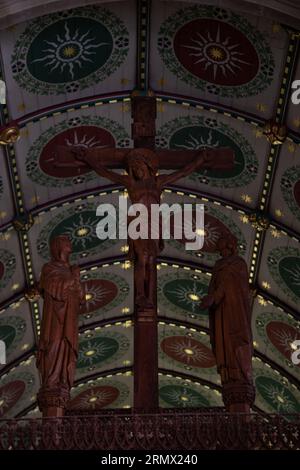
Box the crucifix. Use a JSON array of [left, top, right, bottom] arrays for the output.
[[56, 90, 234, 411]]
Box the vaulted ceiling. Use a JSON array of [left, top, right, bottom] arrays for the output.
[[0, 0, 300, 418]]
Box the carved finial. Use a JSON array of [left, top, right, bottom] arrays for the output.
[[25, 285, 40, 303], [0, 123, 20, 145], [263, 120, 286, 145], [248, 211, 270, 231], [13, 212, 34, 232]]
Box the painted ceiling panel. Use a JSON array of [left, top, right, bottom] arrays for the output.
[[0, 0, 300, 416], [158, 374, 222, 408], [28, 193, 127, 280], [150, 0, 288, 120], [158, 265, 210, 328], [0, 148, 16, 227], [14, 103, 132, 210], [0, 298, 35, 365], [0, 229, 24, 303], [158, 323, 220, 385], [78, 263, 133, 326], [0, 357, 40, 418], [69, 373, 133, 411], [75, 323, 133, 380], [252, 298, 300, 381], [0, 2, 136, 119], [286, 56, 300, 136], [253, 357, 300, 414], [160, 192, 254, 269], [269, 141, 300, 233], [155, 103, 270, 208], [258, 229, 300, 311]]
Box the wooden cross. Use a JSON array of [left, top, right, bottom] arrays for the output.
[[56, 93, 233, 169], [56, 91, 234, 411]]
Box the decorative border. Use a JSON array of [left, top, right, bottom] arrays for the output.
[[156, 114, 258, 188], [0, 315, 26, 358], [157, 5, 274, 98], [26, 115, 130, 188], [11, 6, 129, 95], [281, 166, 300, 222], [0, 249, 17, 290]]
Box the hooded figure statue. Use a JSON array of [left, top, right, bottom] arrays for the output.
[[200, 234, 255, 411], [36, 235, 83, 391]]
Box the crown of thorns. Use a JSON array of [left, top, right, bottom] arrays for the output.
[[124, 148, 159, 173]]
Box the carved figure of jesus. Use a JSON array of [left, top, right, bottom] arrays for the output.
[[72, 146, 215, 308]]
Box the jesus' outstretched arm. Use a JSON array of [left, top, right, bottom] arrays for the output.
[[72, 147, 130, 186], [156, 148, 215, 187]]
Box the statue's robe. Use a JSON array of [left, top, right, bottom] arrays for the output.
[[36, 261, 80, 389], [208, 255, 253, 385]]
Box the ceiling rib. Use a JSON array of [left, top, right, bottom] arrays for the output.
[[136, 0, 151, 90], [249, 33, 300, 288], [0, 60, 41, 342], [14, 91, 270, 130]]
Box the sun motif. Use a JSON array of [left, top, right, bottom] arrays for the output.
[[63, 46, 77, 58], [267, 323, 300, 360], [76, 227, 90, 237], [31, 22, 109, 79], [71, 386, 119, 409], [0, 381, 25, 417], [82, 282, 114, 311], [165, 282, 205, 312], [260, 382, 297, 413], [188, 293, 200, 301], [176, 213, 220, 249], [174, 130, 219, 151], [182, 26, 251, 80], [283, 263, 300, 287], [164, 337, 211, 365], [208, 46, 224, 61], [64, 130, 104, 149], [63, 213, 97, 249], [78, 338, 118, 365], [203, 221, 221, 248], [268, 325, 299, 356], [161, 386, 207, 407]]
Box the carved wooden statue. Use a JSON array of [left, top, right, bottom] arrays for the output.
[[55, 92, 235, 410], [200, 235, 255, 413], [73, 146, 214, 309], [36, 235, 83, 417]]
